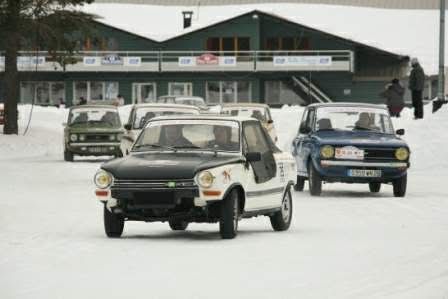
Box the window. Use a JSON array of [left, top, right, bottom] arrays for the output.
[[264, 37, 311, 51], [206, 37, 220, 52], [20, 82, 65, 105], [205, 37, 251, 53], [206, 81, 252, 104], [168, 82, 192, 96], [73, 81, 119, 103], [266, 37, 280, 51], [282, 37, 295, 50], [132, 83, 157, 104]]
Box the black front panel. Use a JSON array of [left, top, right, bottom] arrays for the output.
[[84, 134, 112, 142]]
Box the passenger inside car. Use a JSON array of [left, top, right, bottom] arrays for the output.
[[208, 126, 239, 151], [355, 112, 375, 130]]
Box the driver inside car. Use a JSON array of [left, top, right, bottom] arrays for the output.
[[354, 112, 376, 130], [208, 126, 239, 151], [161, 125, 193, 147]]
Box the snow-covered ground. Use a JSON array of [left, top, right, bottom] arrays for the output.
[[1, 104, 448, 299]]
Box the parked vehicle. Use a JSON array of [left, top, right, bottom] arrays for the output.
[[120, 103, 200, 155], [94, 115, 296, 239], [220, 103, 278, 142], [157, 95, 208, 111], [63, 105, 124, 161], [291, 103, 410, 197]]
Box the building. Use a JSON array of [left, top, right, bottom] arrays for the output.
[[0, 8, 413, 106]]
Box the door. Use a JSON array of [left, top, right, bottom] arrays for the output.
[[243, 121, 280, 211], [132, 83, 156, 103], [168, 82, 192, 96], [294, 108, 315, 176]]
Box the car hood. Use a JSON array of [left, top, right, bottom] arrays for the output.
[[314, 131, 407, 147], [102, 152, 243, 180]]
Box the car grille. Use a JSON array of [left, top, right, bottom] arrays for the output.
[[111, 179, 197, 190], [84, 134, 113, 142], [363, 148, 397, 160]]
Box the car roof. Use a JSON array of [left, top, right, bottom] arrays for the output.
[[131, 103, 200, 110], [148, 114, 255, 123], [221, 102, 269, 108], [70, 104, 118, 110], [307, 102, 388, 110], [176, 96, 204, 100]]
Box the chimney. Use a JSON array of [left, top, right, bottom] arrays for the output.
[[182, 11, 193, 29]]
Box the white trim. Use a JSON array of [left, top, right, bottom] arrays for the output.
[[321, 160, 408, 168]]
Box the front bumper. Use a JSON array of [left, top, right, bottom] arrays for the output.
[[67, 142, 121, 155], [314, 159, 409, 183]]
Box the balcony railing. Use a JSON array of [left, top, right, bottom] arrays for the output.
[[0, 50, 354, 73]]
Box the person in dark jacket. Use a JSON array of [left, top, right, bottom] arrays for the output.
[[380, 78, 405, 117], [409, 58, 425, 119]]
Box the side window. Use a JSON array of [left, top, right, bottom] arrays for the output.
[[299, 109, 309, 133], [244, 122, 270, 154], [307, 109, 315, 131]]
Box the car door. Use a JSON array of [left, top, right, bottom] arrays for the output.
[[243, 121, 280, 211], [293, 108, 315, 176]]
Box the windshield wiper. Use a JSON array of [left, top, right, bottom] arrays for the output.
[[171, 145, 202, 149], [133, 143, 176, 151]]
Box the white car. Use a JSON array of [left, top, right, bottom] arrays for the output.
[[94, 115, 296, 239], [157, 95, 208, 111], [220, 103, 278, 143], [120, 104, 200, 155]]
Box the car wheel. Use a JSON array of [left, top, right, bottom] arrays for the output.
[[393, 174, 407, 197], [64, 150, 74, 162], [103, 206, 124, 238], [308, 162, 322, 196], [270, 186, 293, 231], [169, 220, 189, 231], [219, 189, 239, 239], [294, 176, 305, 191], [369, 182, 381, 193]]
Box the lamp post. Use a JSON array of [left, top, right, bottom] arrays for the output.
[[434, 0, 448, 112]]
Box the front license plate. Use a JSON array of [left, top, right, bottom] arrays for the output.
[[88, 147, 106, 153], [335, 146, 364, 160], [348, 169, 382, 177]]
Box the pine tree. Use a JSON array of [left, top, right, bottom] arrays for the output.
[[0, 0, 96, 134]]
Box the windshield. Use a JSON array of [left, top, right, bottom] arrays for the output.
[[69, 108, 121, 128], [221, 107, 269, 122], [133, 120, 240, 153], [132, 107, 199, 129], [315, 106, 394, 134], [176, 98, 205, 107]]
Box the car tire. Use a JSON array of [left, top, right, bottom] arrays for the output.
[[64, 150, 74, 162], [294, 176, 305, 191], [393, 174, 407, 197], [369, 182, 381, 193], [308, 162, 322, 196], [270, 186, 293, 231], [104, 206, 124, 238], [219, 189, 239, 239], [169, 220, 189, 231]]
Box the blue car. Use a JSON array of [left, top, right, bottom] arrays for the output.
[[291, 103, 410, 197]]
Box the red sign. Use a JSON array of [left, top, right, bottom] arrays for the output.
[[196, 53, 219, 65]]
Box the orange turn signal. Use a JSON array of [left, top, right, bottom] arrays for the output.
[[203, 190, 222, 196], [95, 190, 109, 197]]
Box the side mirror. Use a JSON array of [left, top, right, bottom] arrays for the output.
[[396, 129, 405, 136], [124, 123, 132, 131], [246, 152, 262, 162], [267, 119, 274, 124], [299, 124, 310, 134]]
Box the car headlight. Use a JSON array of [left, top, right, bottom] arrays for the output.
[[94, 170, 113, 189], [70, 134, 78, 142], [79, 134, 85, 141], [320, 145, 335, 159], [395, 147, 409, 161], [197, 171, 214, 188]]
